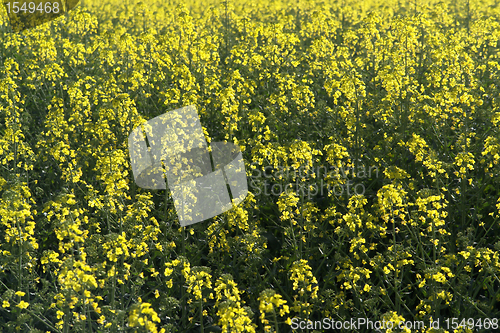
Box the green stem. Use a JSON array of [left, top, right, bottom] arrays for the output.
[[17, 215, 22, 293], [200, 298, 204, 333], [299, 184, 304, 259], [181, 228, 186, 330], [432, 209, 437, 318], [273, 307, 279, 333], [391, 205, 400, 315]]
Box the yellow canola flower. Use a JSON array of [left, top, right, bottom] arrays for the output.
[[17, 301, 29, 309]]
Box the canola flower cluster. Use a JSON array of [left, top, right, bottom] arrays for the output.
[[1, 0, 500, 332]]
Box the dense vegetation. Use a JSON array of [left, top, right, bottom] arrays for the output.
[[1, 0, 500, 332]]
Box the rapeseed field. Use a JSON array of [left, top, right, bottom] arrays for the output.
[[1, 0, 500, 332]]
